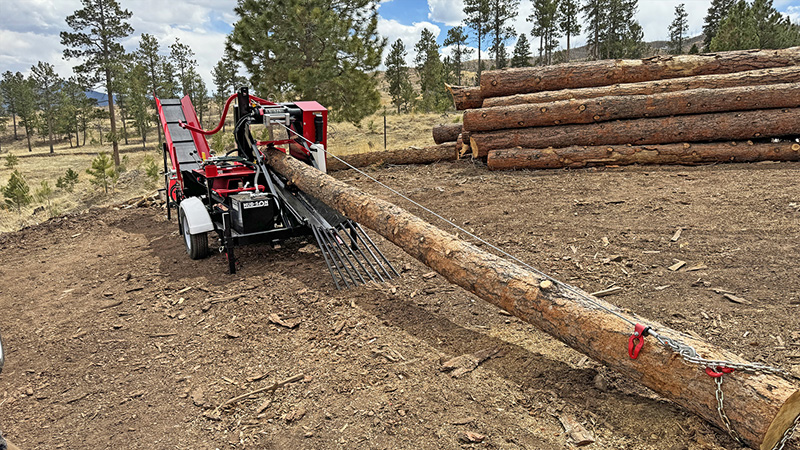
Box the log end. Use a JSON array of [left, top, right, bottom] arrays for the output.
[[761, 389, 800, 450]]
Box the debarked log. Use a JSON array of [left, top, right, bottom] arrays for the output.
[[432, 123, 463, 144], [326, 143, 457, 171], [266, 148, 800, 450], [482, 66, 800, 107], [446, 84, 484, 110], [469, 108, 800, 157], [486, 141, 800, 170], [480, 47, 800, 98], [464, 84, 800, 132]]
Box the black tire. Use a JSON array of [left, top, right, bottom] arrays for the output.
[[180, 209, 209, 260]]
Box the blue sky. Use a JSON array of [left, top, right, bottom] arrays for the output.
[[1, 0, 798, 92]]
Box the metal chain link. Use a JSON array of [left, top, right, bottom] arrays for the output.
[[714, 375, 743, 444], [772, 412, 800, 450]]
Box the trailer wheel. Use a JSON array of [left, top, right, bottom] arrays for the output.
[[180, 209, 209, 260]]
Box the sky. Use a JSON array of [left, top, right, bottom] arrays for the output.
[[1, 0, 798, 93]]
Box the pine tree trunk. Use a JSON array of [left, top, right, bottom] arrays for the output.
[[11, 114, 17, 140], [486, 141, 800, 170], [47, 116, 54, 153], [482, 66, 800, 107], [480, 47, 800, 99], [25, 127, 31, 152], [432, 123, 463, 144], [120, 104, 129, 145], [325, 143, 457, 171], [446, 85, 484, 110], [106, 69, 120, 167], [465, 84, 800, 132], [469, 108, 800, 157], [265, 148, 800, 450]]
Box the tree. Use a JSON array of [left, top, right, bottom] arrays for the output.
[[169, 38, 197, 98], [710, 0, 800, 51], [135, 33, 163, 145], [158, 61, 180, 98], [415, 28, 450, 112], [558, 0, 581, 61], [443, 26, 473, 86], [124, 64, 151, 150], [56, 168, 80, 192], [30, 62, 62, 154], [703, 0, 736, 51], [61, 0, 133, 167], [86, 152, 118, 194], [1, 71, 24, 140], [385, 39, 415, 113], [487, 0, 519, 69], [689, 43, 700, 54], [5, 154, 18, 169], [464, 0, 491, 83], [34, 180, 54, 211], [602, 0, 646, 59], [511, 33, 532, 67], [582, 0, 607, 59], [669, 3, 689, 54], [187, 68, 209, 125], [58, 78, 84, 147], [530, 0, 561, 65], [2, 170, 32, 213], [14, 76, 36, 152], [227, 0, 385, 124]]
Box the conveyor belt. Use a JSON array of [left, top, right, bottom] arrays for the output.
[[160, 98, 202, 172]]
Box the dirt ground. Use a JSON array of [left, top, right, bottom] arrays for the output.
[[0, 160, 799, 450]]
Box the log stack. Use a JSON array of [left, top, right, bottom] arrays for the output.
[[446, 47, 800, 170]]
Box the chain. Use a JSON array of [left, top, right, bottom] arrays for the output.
[[772, 412, 800, 450], [714, 375, 743, 444]]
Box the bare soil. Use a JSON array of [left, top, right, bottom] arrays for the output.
[[1, 160, 799, 449]]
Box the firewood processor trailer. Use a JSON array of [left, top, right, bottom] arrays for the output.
[[156, 87, 397, 288]]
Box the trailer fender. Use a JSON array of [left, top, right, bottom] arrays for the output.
[[179, 197, 214, 235]]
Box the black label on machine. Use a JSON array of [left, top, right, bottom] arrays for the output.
[[230, 194, 275, 234]]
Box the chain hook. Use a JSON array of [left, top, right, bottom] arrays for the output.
[[705, 366, 735, 378], [628, 323, 651, 359]]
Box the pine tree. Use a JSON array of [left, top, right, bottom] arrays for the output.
[[13, 76, 36, 153], [443, 27, 473, 86], [464, 0, 491, 83], [510, 33, 532, 67], [58, 78, 84, 148], [158, 61, 179, 98], [34, 180, 54, 210], [711, 0, 800, 51], [125, 64, 151, 150], [169, 38, 197, 98], [61, 0, 133, 167], [385, 39, 414, 113], [2, 170, 32, 213], [703, 0, 736, 51], [227, 0, 385, 124], [582, 0, 607, 59], [135, 33, 163, 145], [530, 0, 561, 65], [415, 28, 450, 112], [689, 43, 700, 54], [669, 3, 689, 54], [487, 0, 519, 69], [56, 168, 80, 192], [602, 0, 645, 59], [1, 71, 24, 140], [187, 68, 209, 125], [558, 0, 581, 62], [86, 152, 118, 194]]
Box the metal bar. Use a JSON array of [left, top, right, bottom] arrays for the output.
[[349, 221, 394, 280], [339, 223, 384, 282], [334, 225, 376, 283], [311, 226, 342, 290], [317, 227, 356, 287], [315, 226, 351, 288], [356, 222, 400, 277], [325, 228, 364, 285]]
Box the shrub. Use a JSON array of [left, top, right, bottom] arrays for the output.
[[86, 152, 118, 194], [2, 170, 32, 213], [56, 168, 79, 192]]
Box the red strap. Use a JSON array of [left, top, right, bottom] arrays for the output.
[[628, 323, 649, 359], [705, 366, 735, 378]]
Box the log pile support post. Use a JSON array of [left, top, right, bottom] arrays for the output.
[[267, 148, 800, 450]]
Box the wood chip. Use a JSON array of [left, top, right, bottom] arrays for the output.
[[269, 313, 300, 329], [655, 285, 671, 291], [590, 286, 622, 297], [441, 347, 501, 378], [670, 228, 682, 242], [686, 263, 708, 272], [723, 293, 751, 305], [333, 320, 347, 335], [284, 406, 307, 423], [149, 332, 177, 338], [452, 417, 476, 425], [457, 431, 486, 443], [98, 300, 123, 311], [422, 271, 437, 280], [557, 414, 595, 446], [668, 260, 686, 271]]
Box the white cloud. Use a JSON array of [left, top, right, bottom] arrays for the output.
[[377, 18, 441, 66], [785, 5, 800, 24], [428, 0, 466, 26]]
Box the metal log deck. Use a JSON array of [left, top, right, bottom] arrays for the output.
[[266, 148, 800, 450]]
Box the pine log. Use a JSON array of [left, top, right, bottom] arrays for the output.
[[482, 66, 800, 107], [480, 47, 800, 98], [459, 131, 472, 159], [470, 107, 800, 157], [266, 148, 800, 450], [446, 84, 484, 110], [326, 143, 457, 171], [465, 84, 800, 132], [432, 123, 463, 144], [486, 141, 800, 170]]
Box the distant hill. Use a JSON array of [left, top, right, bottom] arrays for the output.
[[86, 90, 116, 107]]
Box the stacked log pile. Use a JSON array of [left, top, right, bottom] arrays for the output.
[[443, 47, 800, 170]]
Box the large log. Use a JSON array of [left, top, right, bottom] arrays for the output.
[[482, 66, 800, 107], [464, 84, 800, 132], [470, 107, 800, 157], [486, 141, 800, 170], [432, 123, 463, 144], [266, 148, 800, 450], [446, 84, 484, 110], [326, 143, 457, 171], [480, 47, 800, 98]]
